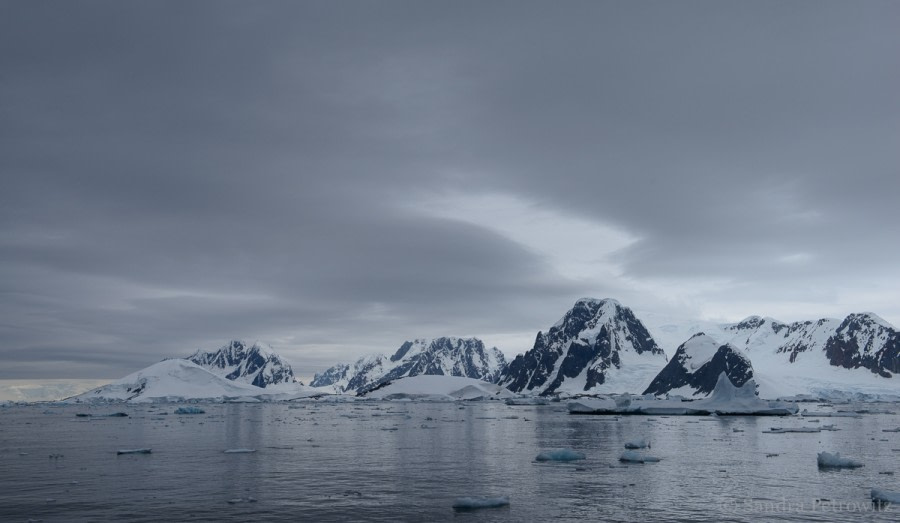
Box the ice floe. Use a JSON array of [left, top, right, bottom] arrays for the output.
[[763, 427, 821, 434], [624, 438, 650, 449], [871, 488, 900, 505], [116, 448, 152, 455], [816, 451, 863, 469], [452, 496, 510, 511], [619, 450, 661, 463], [535, 449, 586, 462], [223, 448, 256, 453], [174, 406, 205, 414]]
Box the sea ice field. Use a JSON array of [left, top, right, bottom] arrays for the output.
[[1, 400, 898, 521]]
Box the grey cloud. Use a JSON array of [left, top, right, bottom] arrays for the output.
[[2, 1, 898, 378]]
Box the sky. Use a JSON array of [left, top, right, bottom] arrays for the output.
[[2, 1, 899, 382]]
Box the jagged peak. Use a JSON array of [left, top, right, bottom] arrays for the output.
[[842, 312, 895, 330], [552, 297, 631, 329]]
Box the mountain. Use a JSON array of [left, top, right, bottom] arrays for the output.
[[71, 359, 266, 403], [657, 313, 898, 398], [643, 333, 754, 397], [824, 313, 899, 378], [187, 340, 298, 388], [310, 337, 507, 394], [716, 313, 899, 377], [499, 298, 667, 396]]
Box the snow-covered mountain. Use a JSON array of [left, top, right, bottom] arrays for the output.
[[499, 298, 667, 396], [643, 333, 754, 397], [71, 359, 266, 403], [70, 359, 317, 403], [653, 313, 898, 398], [187, 340, 298, 388], [310, 337, 507, 394]]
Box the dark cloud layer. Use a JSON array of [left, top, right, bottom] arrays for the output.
[[2, 1, 898, 379]]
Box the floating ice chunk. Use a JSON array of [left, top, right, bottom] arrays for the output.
[[883, 427, 900, 433], [106, 412, 128, 417], [174, 406, 205, 414], [619, 450, 660, 463], [452, 496, 510, 511], [872, 489, 900, 505], [117, 448, 152, 455], [224, 448, 256, 453], [817, 451, 863, 468], [535, 449, 586, 462], [624, 438, 650, 449], [505, 397, 549, 406], [763, 427, 821, 433]]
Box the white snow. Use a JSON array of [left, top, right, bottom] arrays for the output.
[[816, 451, 863, 468], [363, 375, 514, 401]]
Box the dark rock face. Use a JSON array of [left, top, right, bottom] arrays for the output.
[[824, 314, 900, 377], [187, 340, 296, 388], [643, 334, 754, 397], [499, 298, 665, 396], [311, 337, 507, 394]]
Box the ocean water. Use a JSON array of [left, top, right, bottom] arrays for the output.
[[0, 401, 898, 522]]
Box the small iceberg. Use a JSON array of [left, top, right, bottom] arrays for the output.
[[817, 451, 863, 469], [871, 488, 900, 505], [535, 449, 586, 462], [452, 496, 510, 511], [619, 450, 660, 463], [224, 448, 256, 453], [882, 427, 900, 433], [624, 438, 650, 449], [117, 448, 152, 455], [174, 406, 205, 415]]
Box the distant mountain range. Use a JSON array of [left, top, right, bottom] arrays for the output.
[[71, 298, 898, 403], [310, 337, 507, 394]]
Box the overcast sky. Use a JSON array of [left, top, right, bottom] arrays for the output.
[[2, 1, 898, 381]]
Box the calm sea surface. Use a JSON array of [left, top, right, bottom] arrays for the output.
[[1, 401, 898, 522]]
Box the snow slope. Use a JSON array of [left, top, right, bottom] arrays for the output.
[[70, 359, 265, 403]]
